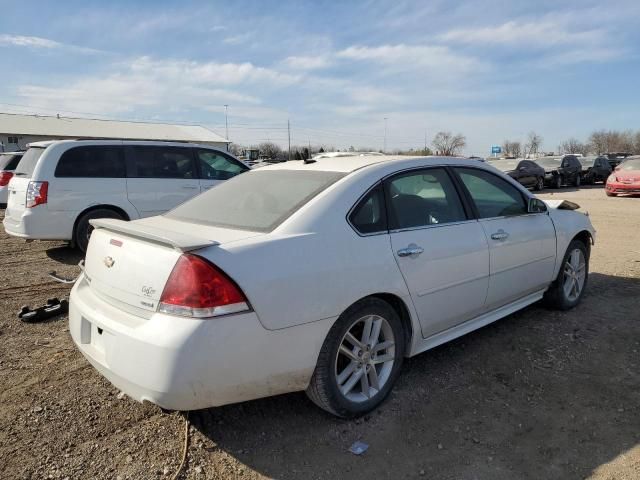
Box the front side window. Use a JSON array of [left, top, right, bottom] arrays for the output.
[[349, 184, 387, 234], [128, 147, 195, 179], [55, 146, 126, 178], [456, 167, 528, 218], [386, 168, 466, 229], [197, 149, 247, 180]]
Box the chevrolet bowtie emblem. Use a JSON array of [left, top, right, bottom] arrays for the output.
[[103, 256, 115, 268]]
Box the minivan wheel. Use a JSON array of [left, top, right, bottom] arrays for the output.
[[74, 208, 125, 253], [306, 298, 405, 418], [544, 240, 589, 310]]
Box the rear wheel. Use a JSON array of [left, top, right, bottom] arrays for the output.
[[534, 177, 544, 191], [544, 240, 589, 310], [574, 175, 581, 187], [74, 208, 125, 253], [306, 298, 405, 418]]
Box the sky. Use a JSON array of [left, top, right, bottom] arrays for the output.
[[1, 0, 639, 155]]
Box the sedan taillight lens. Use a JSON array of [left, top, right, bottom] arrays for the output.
[[26, 181, 48, 208], [0, 171, 13, 186], [159, 254, 249, 318]]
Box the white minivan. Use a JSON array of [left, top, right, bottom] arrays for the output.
[[3, 140, 249, 251]]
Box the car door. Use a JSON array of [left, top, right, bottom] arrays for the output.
[[125, 145, 200, 217], [195, 149, 248, 192], [385, 167, 490, 338], [518, 161, 536, 187], [453, 167, 556, 310]]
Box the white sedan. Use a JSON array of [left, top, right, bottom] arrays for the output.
[[69, 155, 595, 417]]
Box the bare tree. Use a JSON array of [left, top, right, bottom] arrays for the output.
[[502, 140, 522, 158], [589, 129, 635, 154], [258, 142, 283, 161], [432, 131, 466, 156], [634, 131, 640, 155], [524, 132, 543, 157], [589, 130, 608, 154], [559, 138, 588, 155], [228, 143, 245, 156]]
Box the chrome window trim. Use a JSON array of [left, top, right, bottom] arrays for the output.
[[388, 218, 478, 235]]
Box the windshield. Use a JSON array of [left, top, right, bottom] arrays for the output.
[[620, 158, 640, 171], [535, 157, 561, 168], [488, 160, 519, 172], [166, 169, 346, 232], [579, 157, 596, 167], [0, 154, 23, 170], [14, 147, 45, 177]]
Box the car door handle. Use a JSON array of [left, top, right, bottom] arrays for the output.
[[491, 230, 509, 241], [397, 244, 424, 257]]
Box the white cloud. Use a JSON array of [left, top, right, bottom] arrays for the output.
[[282, 55, 331, 70], [223, 33, 253, 45], [337, 43, 484, 74], [0, 34, 62, 49]]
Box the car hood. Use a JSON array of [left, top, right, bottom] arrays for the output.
[[613, 170, 640, 182]]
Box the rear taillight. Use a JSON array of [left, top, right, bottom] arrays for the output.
[[26, 181, 48, 208], [159, 254, 249, 318], [0, 171, 13, 186]]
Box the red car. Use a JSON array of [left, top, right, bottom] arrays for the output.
[[605, 156, 640, 197]]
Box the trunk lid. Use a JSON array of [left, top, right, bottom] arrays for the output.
[[84, 216, 263, 312]]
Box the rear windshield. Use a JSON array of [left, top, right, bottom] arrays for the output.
[[166, 169, 346, 232], [13, 147, 45, 177], [0, 154, 23, 170]]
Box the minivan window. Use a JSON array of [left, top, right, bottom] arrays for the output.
[[128, 146, 196, 179], [197, 149, 247, 180], [166, 170, 346, 232], [55, 146, 126, 178], [13, 147, 45, 177]]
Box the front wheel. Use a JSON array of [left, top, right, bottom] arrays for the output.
[[74, 208, 125, 253], [574, 175, 581, 187], [544, 240, 589, 310], [554, 175, 563, 189], [306, 298, 405, 418]]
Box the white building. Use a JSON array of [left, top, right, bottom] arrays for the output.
[[0, 113, 229, 152]]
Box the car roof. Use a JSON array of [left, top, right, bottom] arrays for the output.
[[26, 139, 229, 150], [257, 155, 483, 173]]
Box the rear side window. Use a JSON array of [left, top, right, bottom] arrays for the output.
[[55, 146, 126, 178], [0, 154, 22, 170], [456, 168, 527, 218], [197, 149, 247, 180], [386, 168, 466, 229], [13, 147, 45, 177], [127, 147, 196, 179], [349, 184, 387, 234]]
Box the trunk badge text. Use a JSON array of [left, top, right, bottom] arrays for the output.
[[142, 286, 156, 297], [103, 256, 115, 268]]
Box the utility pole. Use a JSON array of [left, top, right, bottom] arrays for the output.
[[223, 104, 229, 140], [424, 130, 427, 155], [383, 117, 388, 153], [287, 119, 291, 161]]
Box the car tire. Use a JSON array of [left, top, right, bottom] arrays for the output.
[[574, 175, 581, 187], [544, 239, 589, 311], [306, 298, 405, 418], [534, 177, 544, 191], [74, 208, 125, 253], [554, 175, 562, 189]]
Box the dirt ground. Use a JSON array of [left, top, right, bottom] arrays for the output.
[[0, 185, 638, 480]]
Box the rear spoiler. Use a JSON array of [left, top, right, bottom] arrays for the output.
[[90, 218, 219, 252]]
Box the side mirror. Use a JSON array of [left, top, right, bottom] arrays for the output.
[[528, 197, 547, 213]]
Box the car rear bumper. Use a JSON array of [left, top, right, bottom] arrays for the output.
[[69, 276, 330, 410], [2, 207, 75, 240], [606, 183, 640, 194]]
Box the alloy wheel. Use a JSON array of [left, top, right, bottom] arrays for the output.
[[563, 248, 586, 302], [334, 314, 396, 403]]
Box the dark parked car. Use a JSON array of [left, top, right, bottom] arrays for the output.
[[488, 158, 545, 190], [579, 156, 612, 184], [535, 155, 582, 188]]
